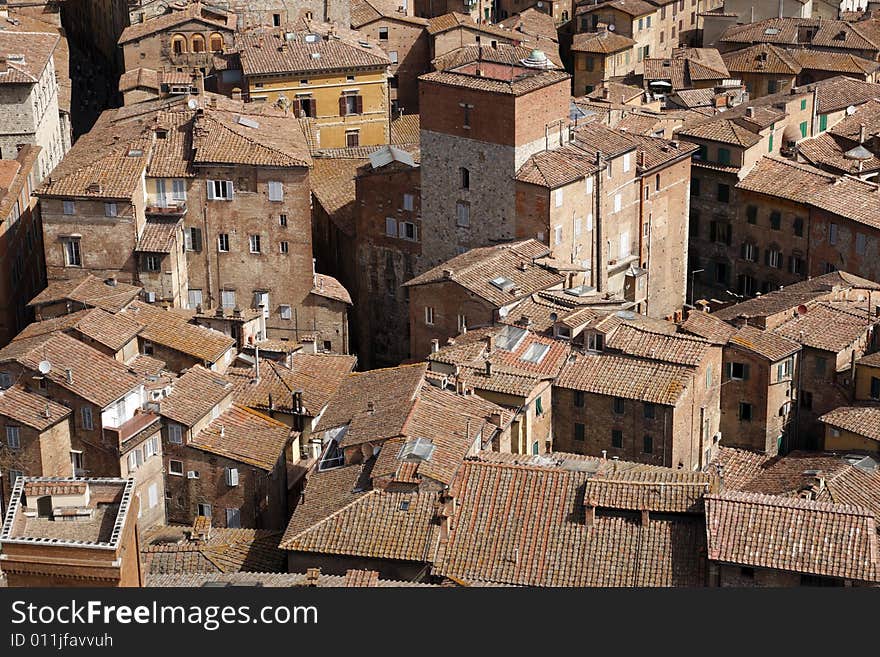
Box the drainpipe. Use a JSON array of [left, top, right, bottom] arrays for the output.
[[594, 154, 604, 292]]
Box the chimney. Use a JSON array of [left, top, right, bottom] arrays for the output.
[[485, 334, 494, 354], [430, 338, 439, 353], [254, 345, 260, 381], [746, 106, 755, 118], [638, 151, 646, 168], [485, 360, 493, 377], [305, 568, 321, 586], [105, 275, 117, 287], [640, 509, 650, 525], [860, 123, 867, 144], [367, 401, 375, 414], [220, 425, 225, 437], [489, 411, 503, 427], [442, 268, 454, 279], [0, 56, 7, 74], [455, 378, 465, 395], [585, 503, 596, 527], [65, 368, 73, 384], [43, 404, 50, 419]]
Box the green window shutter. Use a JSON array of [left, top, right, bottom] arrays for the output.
[[768, 134, 774, 152], [819, 114, 828, 131], [535, 396, 543, 415], [800, 121, 807, 138]]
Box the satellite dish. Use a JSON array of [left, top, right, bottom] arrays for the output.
[[846, 105, 856, 116], [38, 360, 52, 374], [796, 305, 808, 315], [608, 24, 616, 32], [187, 99, 199, 110]]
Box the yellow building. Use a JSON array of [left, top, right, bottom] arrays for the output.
[[237, 28, 390, 149], [854, 352, 880, 402], [819, 406, 880, 455]]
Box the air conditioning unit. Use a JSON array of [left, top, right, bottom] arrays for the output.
[[186, 470, 199, 479], [225, 467, 239, 487]]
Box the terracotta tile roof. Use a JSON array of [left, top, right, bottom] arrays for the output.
[[13, 308, 92, 341], [237, 29, 390, 77], [577, 0, 656, 17], [515, 142, 601, 187], [28, 275, 142, 313], [119, 2, 235, 44], [372, 385, 509, 487], [147, 110, 195, 178], [710, 447, 776, 490], [457, 364, 543, 397], [820, 406, 880, 442], [311, 274, 352, 305], [605, 323, 713, 366], [729, 324, 799, 362], [789, 47, 880, 75], [705, 491, 879, 582], [716, 450, 880, 521], [192, 108, 311, 168], [121, 300, 235, 364], [390, 113, 419, 145], [828, 98, 880, 142], [314, 363, 427, 445], [71, 308, 143, 352], [0, 31, 58, 85], [432, 43, 562, 71], [736, 156, 880, 230], [0, 332, 141, 408], [571, 30, 635, 53], [142, 526, 285, 575], [498, 7, 559, 42], [226, 353, 356, 416], [722, 43, 800, 76], [126, 353, 167, 377], [350, 0, 429, 28], [712, 271, 880, 325], [433, 460, 708, 586], [0, 384, 70, 430], [798, 131, 880, 175], [0, 15, 70, 113], [403, 239, 563, 306], [584, 470, 717, 513], [281, 488, 439, 561], [497, 294, 571, 333], [807, 75, 880, 114], [555, 352, 693, 406], [136, 218, 182, 253], [773, 302, 876, 353], [426, 12, 517, 39], [721, 17, 880, 53], [858, 351, 880, 367], [158, 365, 233, 427], [309, 157, 364, 237], [190, 404, 291, 471], [680, 310, 737, 344], [679, 117, 762, 147], [119, 67, 159, 93], [419, 65, 569, 97], [571, 121, 638, 157], [281, 459, 375, 544], [147, 570, 437, 586]]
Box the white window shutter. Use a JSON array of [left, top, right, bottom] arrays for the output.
[[386, 217, 396, 236], [225, 180, 234, 199], [207, 180, 215, 200], [398, 221, 407, 238]]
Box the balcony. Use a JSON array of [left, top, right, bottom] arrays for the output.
[[145, 195, 187, 216], [104, 411, 160, 448]]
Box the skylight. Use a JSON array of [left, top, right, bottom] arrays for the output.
[[398, 437, 435, 463], [520, 342, 550, 365], [490, 276, 515, 292], [564, 284, 595, 298], [236, 115, 260, 129], [495, 324, 527, 351]]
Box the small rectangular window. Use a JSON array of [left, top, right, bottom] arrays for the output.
[[403, 193, 414, 211], [197, 503, 212, 517], [167, 423, 183, 444], [643, 435, 653, 454], [611, 429, 623, 448], [574, 423, 585, 442], [63, 200, 75, 215], [104, 202, 118, 217], [81, 407, 93, 430], [280, 214, 288, 227], [386, 217, 397, 236], [424, 306, 434, 325], [613, 397, 625, 414], [169, 459, 184, 475], [221, 289, 235, 309], [249, 234, 261, 253], [217, 233, 230, 252], [280, 304, 292, 320], [280, 241, 289, 254], [268, 181, 283, 202], [6, 426, 20, 449], [739, 402, 753, 421], [643, 403, 655, 419], [574, 391, 585, 407], [456, 201, 470, 227]]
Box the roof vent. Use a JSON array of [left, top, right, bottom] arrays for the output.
[[564, 284, 595, 298], [490, 276, 515, 292], [310, 52, 321, 59], [304, 33, 320, 43]]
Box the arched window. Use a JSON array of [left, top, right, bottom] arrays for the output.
[[171, 34, 187, 54], [191, 34, 206, 53], [210, 33, 224, 52], [459, 167, 470, 190]]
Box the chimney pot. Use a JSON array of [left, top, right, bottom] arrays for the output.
[[430, 338, 439, 353]]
